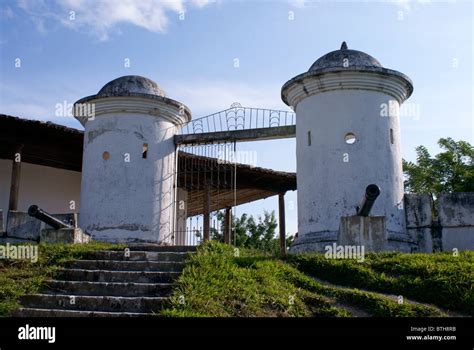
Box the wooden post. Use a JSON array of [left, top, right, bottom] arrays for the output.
[[224, 207, 231, 244], [203, 185, 210, 242], [278, 192, 286, 256], [8, 145, 23, 211]]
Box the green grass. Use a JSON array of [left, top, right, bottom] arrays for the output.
[[287, 251, 474, 316], [0, 241, 467, 317], [0, 242, 124, 316], [160, 242, 444, 317]]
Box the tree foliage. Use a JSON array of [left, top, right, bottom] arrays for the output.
[[210, 210, 291, 254], [403, 137, 474, 196]]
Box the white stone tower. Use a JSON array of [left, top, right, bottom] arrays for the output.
[[281, 42, 413, 252], [74, 75, 191, 243]]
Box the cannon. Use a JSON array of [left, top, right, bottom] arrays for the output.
[[357, 184, 381, 217], [28, 205, 72, 230]]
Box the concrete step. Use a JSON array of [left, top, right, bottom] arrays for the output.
[[56, 269, 180, 283], [14, 308, 149, 317], [43, 280, 174, 297], [125, 244, 197, 253], [20, 294, 168, 313], [83, 250, 191, 262], [68, 260, 185, 272]]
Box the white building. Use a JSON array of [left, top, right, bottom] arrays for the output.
[[0, 45, 472, 252], [74, 76, 191, 243], [282, 42, 414, 252]]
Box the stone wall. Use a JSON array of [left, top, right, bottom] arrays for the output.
[[404, 194, 433, 252], [404, 192, 474, 252], [438, 193, 474, 251], [1, 210, 78, 243]]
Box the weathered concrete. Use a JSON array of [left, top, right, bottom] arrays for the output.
[[338, 216, 387, 252], [68, 260, 184, 272], [289, 231, 337, 253], [40, 228, 90, 244], [0, 237, 34, 244], [14, 308, 148, 317], [56, 269, 180, 283], [6, 211, 41, 241], [386, 232, 417, 253], [283, 43, 412, 253], [19, 294, 168, 313], [405, 194, 433, 252], [438, 193, 474, 227], [84, 250, 190, 261], [126, 244, 197, 252], [74, 76, 191, 244], [438, 193, 474, 251], [174, 125, 296, 145], [405, 194, 433, 228], [15, 245, 189, 317], [51, 213, 77, 227], [441, 227, 474, 251], [97, 75, 166, 98], [4, 210, 79, 243]]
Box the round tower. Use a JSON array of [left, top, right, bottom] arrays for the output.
[[74, 75, 191, 243], [281, 42, 413, 252]]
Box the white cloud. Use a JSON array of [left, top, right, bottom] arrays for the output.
[[17, 0, 214, 40]]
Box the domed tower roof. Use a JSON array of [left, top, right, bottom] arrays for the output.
[[308, 41, 382, 72], [73, 75, 191, 126], [281, 41, 413, 106], [97, 75, 166, 97]]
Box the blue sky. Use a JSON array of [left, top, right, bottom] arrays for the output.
[[1, 0, 472, 235]]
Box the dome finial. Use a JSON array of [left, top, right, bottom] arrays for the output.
[[341, 41, 348, 50]]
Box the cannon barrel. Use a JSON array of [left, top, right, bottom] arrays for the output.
[[28, 205, 72, 230], [357, 184, 381, 217]]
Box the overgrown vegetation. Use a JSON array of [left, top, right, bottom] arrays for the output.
[[161, 242, 445, 317], [287, 251, 474, 316], [0, 242, 124, 316], [210, 210, 293, 255]]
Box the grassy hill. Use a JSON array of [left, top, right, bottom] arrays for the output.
[[0, 242, 472, 317], [0, 242, 124, 316], [161, 242, 472, 317]]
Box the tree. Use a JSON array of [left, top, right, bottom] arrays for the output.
[[403, 137, 474, 197], [212, 210, 282, 253]]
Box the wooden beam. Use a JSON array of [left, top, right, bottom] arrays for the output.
[[203, 185, 211, 242], [278, 192, 286, 256], [8, 144, 23, 211], [224, 207, 231, 244], [185, 188, 276, 217]]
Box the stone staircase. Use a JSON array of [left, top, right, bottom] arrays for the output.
[[14, 245, 197, 317]]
